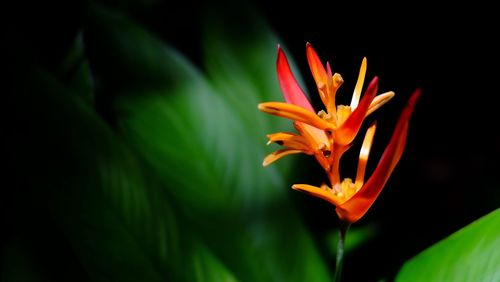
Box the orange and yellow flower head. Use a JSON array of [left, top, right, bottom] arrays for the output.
[[258, 43, 420, 224]]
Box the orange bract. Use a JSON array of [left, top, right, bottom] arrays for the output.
[[258, 43, 420, 224]]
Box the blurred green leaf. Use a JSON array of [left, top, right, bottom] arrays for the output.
[[9, 66, 237, 281], [56, 31, 95, 104], [84, 2, 292, 210], [83, 3, 331, 281], [202, 1, 299, 139], [396, 208, 500, 282]]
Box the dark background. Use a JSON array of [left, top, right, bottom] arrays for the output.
[[5, 0, 499, 281]]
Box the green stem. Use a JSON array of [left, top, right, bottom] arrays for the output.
[[334, 221, 350, 282]]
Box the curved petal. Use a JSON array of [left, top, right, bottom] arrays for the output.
[[354, 122, 377, 189], [306, 42, 330, 108], [258, 102, 332, 130], [366, 91, 395, 116], [277, 46, 315, 112], [336, 88, 421, 223], [266, 132, 311, 151], [263, 149, 305, 167], [292, 184, 344, 206], [333, 76, 379, 145]]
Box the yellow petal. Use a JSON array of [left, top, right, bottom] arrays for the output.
[[350, 57, 367, 110], [263, 149, 304, 167]]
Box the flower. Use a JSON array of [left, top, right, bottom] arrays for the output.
[[259, 43, 395, 147], [293, 89, 420, 223], [258, 43, 420, 223]]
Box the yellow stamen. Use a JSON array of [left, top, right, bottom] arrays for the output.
[[336, 178, 357, 202], [317, 81, 328, 107], [336, 105, 352, 126], [329, 73, 344, 116]]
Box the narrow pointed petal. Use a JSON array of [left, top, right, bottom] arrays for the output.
[[366, 91, 395, 116], [350, 57, 367, 110], [336, 89, 421, 223], [306, 42, 330, 107], [266, 132, 311, 151], [333, 76, 378, 145], [277, 46, 315, 112], [292, 184, 344, 206], [258, 102, 332, 130], [355, 123, 377, 189], [326, 61, 333, 78], [263, 149, 304, 167]]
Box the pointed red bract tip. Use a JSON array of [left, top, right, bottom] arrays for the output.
[[336, 87, 421, 223], [367, 76, 379, 89], [326, 61, 332, 77], [407, 88, 422, 110], [399, 88, 422, 122], [276, 45, 283, 61], [276, 47, 315, 112]]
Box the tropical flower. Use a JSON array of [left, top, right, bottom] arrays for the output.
[[259, 43, 395, 147], [293, 90, 420, 223], [258, 43, 420, 223]]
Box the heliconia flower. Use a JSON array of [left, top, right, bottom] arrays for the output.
[[259, 43, 395, 147], [258, 43, 420, 224], [292, 89, 421, 223]]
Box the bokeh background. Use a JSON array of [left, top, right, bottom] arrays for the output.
[[4, 0, 499, 281]]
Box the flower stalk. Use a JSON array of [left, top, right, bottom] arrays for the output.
[[334, 221, 350, 282]]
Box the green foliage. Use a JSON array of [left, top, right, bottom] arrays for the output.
[[6, 66, 238, 281], [5, 1, 332, 281], [82, 3, 331, 280], [396, 208, 500, 282]]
